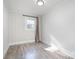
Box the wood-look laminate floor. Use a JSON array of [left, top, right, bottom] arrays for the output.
[[4, 42, 74, 59]]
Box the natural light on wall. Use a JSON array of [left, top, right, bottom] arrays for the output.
[[44, 34, 63, 52]]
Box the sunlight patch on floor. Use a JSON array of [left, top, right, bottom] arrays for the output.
[[44, 44, 58, 52]]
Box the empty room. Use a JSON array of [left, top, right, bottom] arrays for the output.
[[3, 0, 75, 59]]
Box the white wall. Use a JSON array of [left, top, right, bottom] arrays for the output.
[[3, 4, 9, 56], [41, 0, 75, 57], [9, 13, 37, 45]]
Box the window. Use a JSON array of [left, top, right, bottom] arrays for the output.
[[26, 19, 35, 29], [24, 17, 36, 30]]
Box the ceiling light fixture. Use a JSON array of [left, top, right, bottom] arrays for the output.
[[37, 0, 44, 6]]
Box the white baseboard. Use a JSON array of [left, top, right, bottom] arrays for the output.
[[9, 40, 35, 46]]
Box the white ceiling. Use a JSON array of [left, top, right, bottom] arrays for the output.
[[4, 0, 62, 16]]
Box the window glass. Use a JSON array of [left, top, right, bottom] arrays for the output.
[[24, 17, 36, 30]]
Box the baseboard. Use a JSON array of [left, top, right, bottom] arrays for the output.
[[9, 40, 35, 46]]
